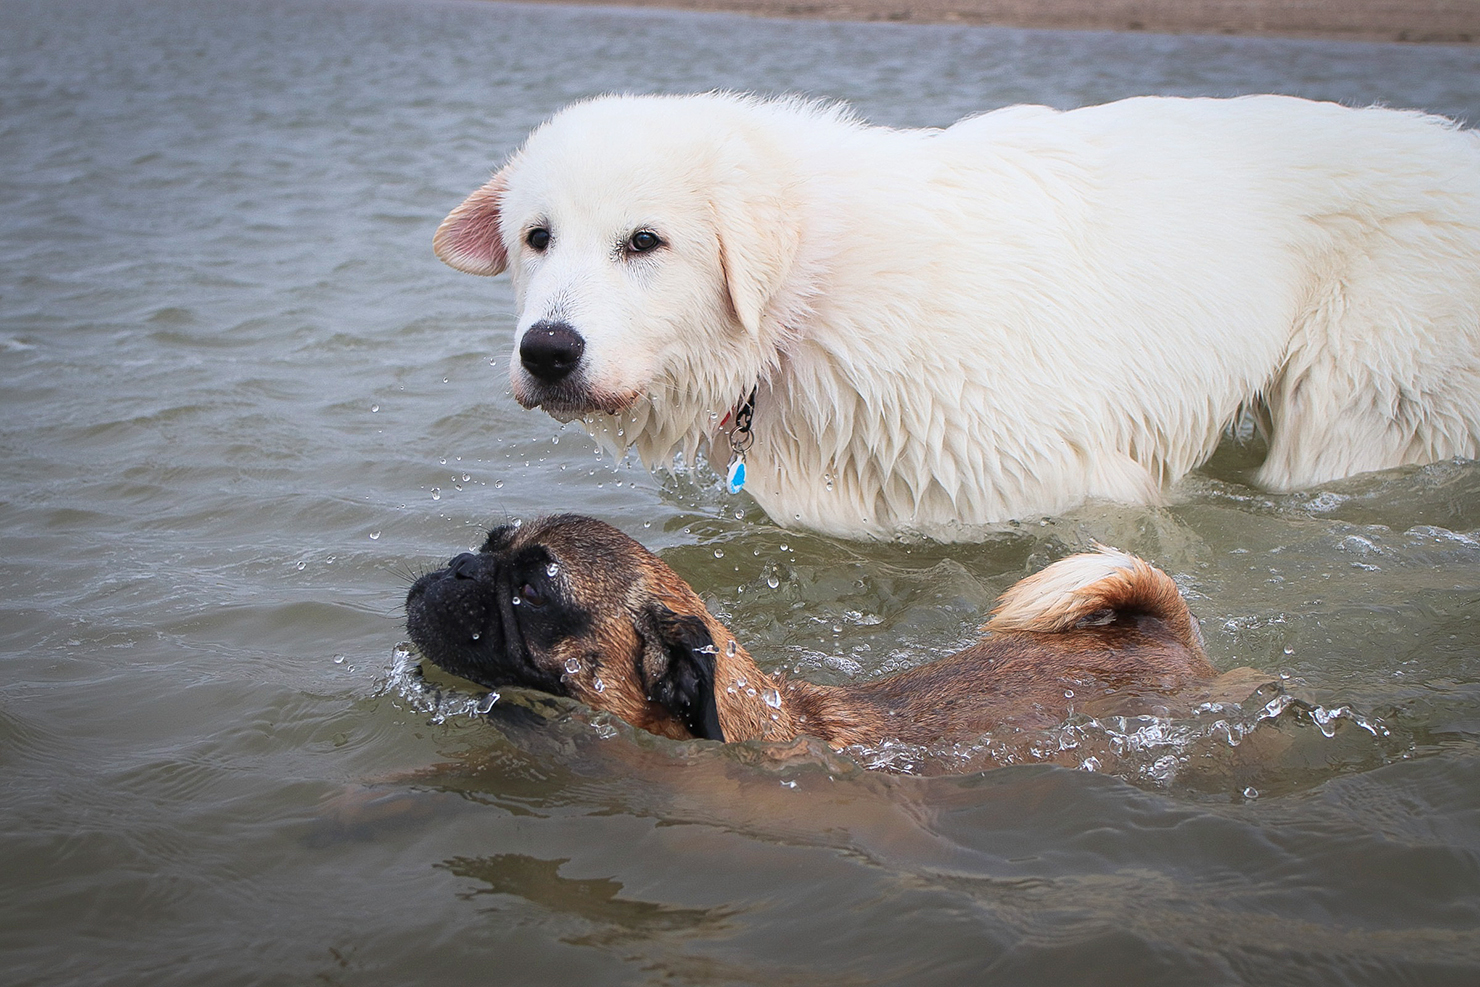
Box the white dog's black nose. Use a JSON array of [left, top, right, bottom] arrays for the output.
[[520, 321, 585, 384]]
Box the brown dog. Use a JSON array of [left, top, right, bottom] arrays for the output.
[[404, 515, 1227, 754]]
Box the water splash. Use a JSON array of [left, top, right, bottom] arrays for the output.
[[376, 644, 494, 724]]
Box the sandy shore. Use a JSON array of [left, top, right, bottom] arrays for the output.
[[513, 0, 1480, 43]]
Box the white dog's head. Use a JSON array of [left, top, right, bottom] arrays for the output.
[[435, 94, 824, 456]]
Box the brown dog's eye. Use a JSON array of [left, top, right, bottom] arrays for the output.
[[626, 230, 662, 254], [518, 582, 546, 607], [526, 227, 551, 251]]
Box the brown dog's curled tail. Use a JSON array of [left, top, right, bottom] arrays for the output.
[[984, 546, 1203, 653]]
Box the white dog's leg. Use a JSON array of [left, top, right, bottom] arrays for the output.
[[1257, 237, 1480, 490]]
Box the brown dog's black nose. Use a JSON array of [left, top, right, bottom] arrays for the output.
[[448, 552, 480, 579], [519, 321, 585, 384]]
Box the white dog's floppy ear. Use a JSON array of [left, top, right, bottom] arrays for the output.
[[712, 189, 800, 337], [433, 171, 510, 276]]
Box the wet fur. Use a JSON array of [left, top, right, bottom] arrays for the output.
[[405, 515, 1219, 751], [435, 93, 1480, 540]]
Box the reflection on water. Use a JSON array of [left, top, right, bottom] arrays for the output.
[[3, 0, 1480, 983]]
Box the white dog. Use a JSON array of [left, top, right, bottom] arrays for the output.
[[435, 93, 1480, 540]]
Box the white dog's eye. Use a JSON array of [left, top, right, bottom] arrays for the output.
[[525, 227, 551, 251], [626, 230, 663, 254]]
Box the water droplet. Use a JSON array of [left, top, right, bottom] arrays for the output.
[[440, 458, 447, 465], [593, 677, 605, 693], [1064, 689, 1074, 698], [766, 573, 779, 589], [763, 688, 781, 708], [370, 404, 379, 413], [735, 677, 747, 688], [442, 376, 449, 384], [546, 562, 559, 577], [333, 654, 345, 664], [462, 473, 471, 482], [551, 436, 559, 444], [430, 487, 441, 501], [1243, 787, 1259, 799], [726, 639, 737, 657], [295, 561, 306, 571], [470, 631, 480, 641], [643, 520, 651, 528], [369, 531, 381, 540], [476, 693, 499, 713], [511, 594, 522, 606], [489, 357, 498, 366], [1283, 646, 1294, 655], [564, 657, 580, 674], [494, 480, 504, 489], [714, 548, 724, 558], [779, 544, 789, 552], [511, 518, 523, 528]]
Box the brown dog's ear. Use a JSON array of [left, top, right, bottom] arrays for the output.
[[635, 604, 725, 742], [433, 170, 510, 276]]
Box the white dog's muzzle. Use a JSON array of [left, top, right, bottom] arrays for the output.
[[511, 320, 639, 418]]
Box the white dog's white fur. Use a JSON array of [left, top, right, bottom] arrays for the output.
[[436, 93, 1480, 540]]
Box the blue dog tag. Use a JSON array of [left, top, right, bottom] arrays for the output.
[[726, 457, 746, 495]]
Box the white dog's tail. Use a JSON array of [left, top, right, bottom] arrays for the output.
[[985, 547, 1203, 653]]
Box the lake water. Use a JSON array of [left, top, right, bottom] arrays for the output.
[[4, 0, 1480, 982]]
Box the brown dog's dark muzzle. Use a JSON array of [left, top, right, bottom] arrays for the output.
[[405, 548, 565, 697]]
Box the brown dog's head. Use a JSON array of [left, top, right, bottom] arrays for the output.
[[405, 514, 731, 741]]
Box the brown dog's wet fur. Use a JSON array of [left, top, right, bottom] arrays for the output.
[[405, 514, 1235, 761]]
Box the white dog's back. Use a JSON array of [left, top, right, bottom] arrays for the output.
[[437, 93, 1480, 539]]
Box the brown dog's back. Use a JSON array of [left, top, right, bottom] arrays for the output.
[[772, 547, 1214, 747]]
